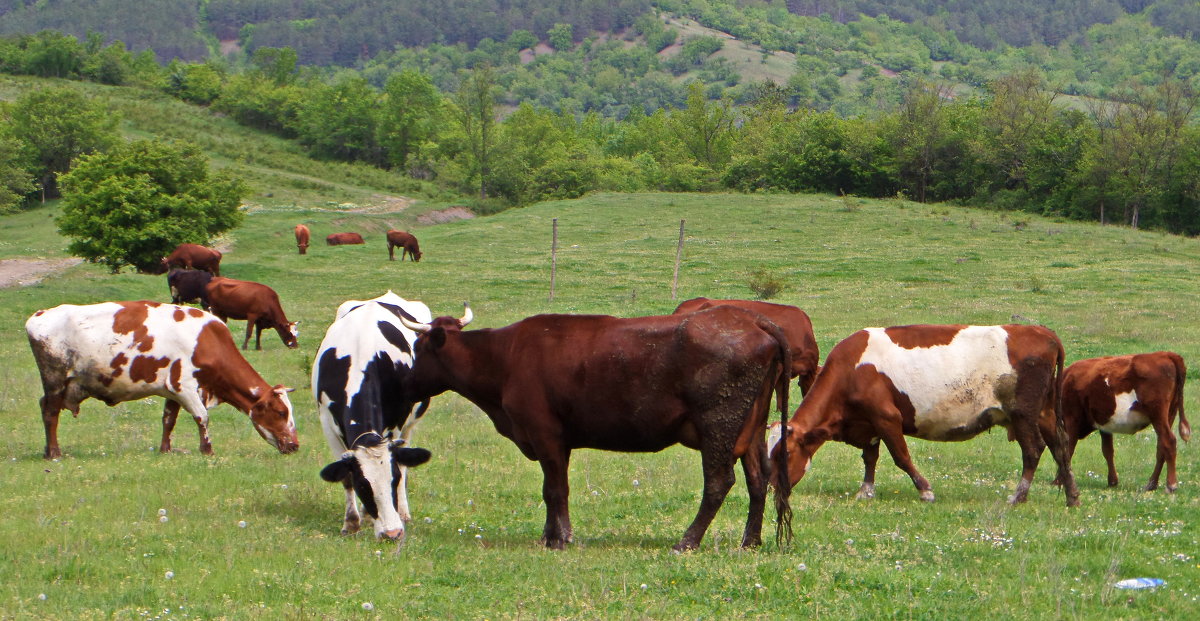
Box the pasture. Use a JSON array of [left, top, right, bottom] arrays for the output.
[[0, 192, 1197, 619]]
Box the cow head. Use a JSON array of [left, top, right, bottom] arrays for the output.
[[767, 422, 830, 490], [320, 437, 433, 540], [248, 385, 299, 453], [283, 321, 300, 348], [399, 303, 472, 399], [412, 248, 422, 262]]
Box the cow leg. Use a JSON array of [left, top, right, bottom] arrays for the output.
[[1100, 432, 1118, 487], [1145, 416, 1178, 492], [388, 244, 395, 261], [254, 323, 264, 351], [241, 321, 253, 350], [1007, 412, 1051, 504], [1051, 435, 1079, 486], [40, 393, 66, 459], [856, 440, 881, 499], [875, 417, 934, 502], [676, 446, 737, 552], [536, 448, 573, 549], [341, 482, 362, 535], [159, 400, 181, 453], [738, 440, 767, 548], [177, 400, 213, 455]]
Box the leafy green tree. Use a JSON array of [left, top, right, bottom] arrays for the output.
[[668, 81, 735, 171], [165, 61, 224, 105], [294, 72, 382, 164], [548, 23, 574, 52], [450, 64, 498, 199], [507, 30, 538, 51], [378, 70, 445, 170], [7, 86, 119, 200], [25, 30, 83, 78], [57, 140, 247, 273], [250, 46, 298, 85], [0, 130, 35, 213]]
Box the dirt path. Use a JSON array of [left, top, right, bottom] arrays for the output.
[[0, 257, 83, 288]]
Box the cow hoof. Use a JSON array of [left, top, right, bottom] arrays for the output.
[[341, 522, 361, 536], [671, 541, 699, 553], [1108, 479, 1119, 487], [855, 489, 875, 500], [919, 491, 935, 503], [542, 538, 567, 551], [43, 448, 61, 460], [1166, 484, 1178, 493]]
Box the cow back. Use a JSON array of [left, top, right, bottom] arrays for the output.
[[205, 277, 285, 321]]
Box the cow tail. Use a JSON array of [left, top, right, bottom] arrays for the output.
[[1175, 354, 1191, 443], [759, 317, 793, 548]]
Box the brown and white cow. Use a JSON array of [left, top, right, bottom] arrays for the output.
[[326, 232, 364, 246], [26, 301, 299, 459], [158, 243, 222, 276], [205, 277, 299, 350], [1054, 352, 1191, 492], [674, 297, 820, 394], [386, 230, 422, 262], [401, 305, 794, 551], [769, 324, 1080, 507], [295, 224, 310, 255]]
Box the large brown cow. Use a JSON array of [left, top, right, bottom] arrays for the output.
[[769, 324, 1080, 507], [674, 297, 820, 394], [158, 243, 222, 275], [326, 232, 364, 246], [167, 268, 214, 308], [401, 305, 794, 552], [295, 224, 310, 255], [386, 230, 422, 262], [205, 277, 299, 350], [26, 301, 299, 459], [1054, 352, 1191, 492]]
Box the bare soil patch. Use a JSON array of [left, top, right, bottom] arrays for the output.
[[0, 257, 83, 288], [417, 207, 475, 225]]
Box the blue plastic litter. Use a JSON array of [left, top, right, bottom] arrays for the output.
[[1113, 578, 1165, 590]]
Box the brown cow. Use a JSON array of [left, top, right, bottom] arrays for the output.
[[205, 277, 299, 350], [401, 305, 794, 551], [326, 232, 364, 246], [295, 224, 310, 255], [158, 243, 222, 276], [674, 297, 820, 394], [26, 301, 299, 458], [769, 324, 1080, 507], [1054, 352, 1191, 492], [167, 268, 214, 309], [386, 230, 422, 262]]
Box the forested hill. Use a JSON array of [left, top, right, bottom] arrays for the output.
[[3, 0, 1199, 65]]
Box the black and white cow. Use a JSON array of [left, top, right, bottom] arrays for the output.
[[313, 291, 437, 541]]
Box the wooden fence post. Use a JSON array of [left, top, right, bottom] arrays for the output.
[[549, 218, 558, 302], [671, 219, 685, 300]]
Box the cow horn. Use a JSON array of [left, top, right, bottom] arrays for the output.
[[459, 303, 473, 327], [399, 315, 432, 333]]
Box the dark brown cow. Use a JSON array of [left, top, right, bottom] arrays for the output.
[[295, 224, 310, 255], [1054, 352, 1191, 492], [674, 297, 820, 394], [167, 269, 214, 308], [769, 324, 1080, 507], [401, 305, 794, 552], [205, 277, 299, 350], [26, 301, 299, 458], [386, 230, 422, 262], [159, 243, 222, 275], [326, 232, 364, 246]]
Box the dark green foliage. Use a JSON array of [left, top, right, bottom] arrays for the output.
[[56, 139, 247, 273], [6, 86, 119, 200]]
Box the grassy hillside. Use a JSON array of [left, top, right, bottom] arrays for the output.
[[0, 190, 1197, 618]]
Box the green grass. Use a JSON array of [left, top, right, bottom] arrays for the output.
[[1, 192, 1199, 619]]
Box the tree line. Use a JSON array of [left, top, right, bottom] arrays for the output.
[[4, 31, 1200, 239]]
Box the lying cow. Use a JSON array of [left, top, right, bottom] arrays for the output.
[[295, 224, 310, 255], [167, 268, 213, 309], [386, 230, 422, 262], [26, 301, 299, 459], [158, 243, 222, 276], [674, 297, 820, 394], [769, 324, 1079, 507], [205, 277, 299, 350], [314, 291, 435, 541], [401, 305, 793, 551], [1055, 352, 1192, 492], [326, 232, 364, 246]]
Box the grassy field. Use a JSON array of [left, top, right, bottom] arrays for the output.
[[1, 192, 1198, 619]]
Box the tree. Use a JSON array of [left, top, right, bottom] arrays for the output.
[[378, 70, 445, 170], [548, 23, 574, 51], [668, 81, 735, 171], [451, 64, 498, 199], [0, 132, 35, 213], [57, 140, 247, 273], [294, 72, 382, 164], [7, 86, 119, 200]]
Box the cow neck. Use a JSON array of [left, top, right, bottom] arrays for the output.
[[790, 378, 843, 440], [440, 329, 503, 406], [193, 323, 271, 414]]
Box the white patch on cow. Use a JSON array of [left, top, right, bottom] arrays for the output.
[[318, 393, 348, 454], [1097, 390, 1151, 435], [355, 443, 404, 538], [858, 326, 1017, 441], [249, 386, 260, 398], [766, 423, 782, 456]]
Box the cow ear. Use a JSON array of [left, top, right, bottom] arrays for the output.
[[320, 456, 354, 482], [391, 446, 432, 467]]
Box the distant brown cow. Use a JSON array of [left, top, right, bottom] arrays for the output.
[[386, 230, 422, 262], [674, 297, 820, 394], [167, 269, 214, 309], [326, 232, 364, 246], [205, 277, 299, 350], [158, 244, 222, 275], [295, 225, 310, 255], [1053, 352, 1192, 492]]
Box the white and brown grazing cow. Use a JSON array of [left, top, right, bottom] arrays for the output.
[[205, 277, 299, 350], [26, 301, 300, 459], [1054, 352, 1191, 492], [769, 324, 1080, 507]]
